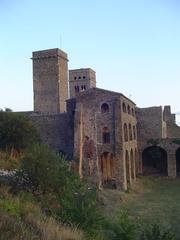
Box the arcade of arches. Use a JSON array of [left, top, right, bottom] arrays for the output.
[[142, 146, 180, 177], [100, 146, 180, 189], [125, 149, 137, 185], [142, 146, 167, 175]]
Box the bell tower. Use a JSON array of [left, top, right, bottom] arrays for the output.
[[69, 68, 96, 98]]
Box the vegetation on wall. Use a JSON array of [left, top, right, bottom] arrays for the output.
[[171, 139, 180, 145], [147, 138, 159, 146]]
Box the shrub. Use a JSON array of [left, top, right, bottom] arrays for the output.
[[109, 210, 137, 240], [58, 172, 104, 237], [21, 143, 68, 193], [0, 111, 39, 152], [140, 223, 176, 240]]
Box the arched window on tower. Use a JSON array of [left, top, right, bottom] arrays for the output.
[[81, 85, 86, 91], [103, 127, 110, 143], [75, 85, 79, 93], [101, 103, 109, 113]]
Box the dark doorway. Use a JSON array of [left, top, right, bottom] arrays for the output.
[[176, 148, 180, 176], [101, 152, 116, 188], [142, 146, 167, 175]]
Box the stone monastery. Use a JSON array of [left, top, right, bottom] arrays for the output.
[[28, 48, 180, 190]]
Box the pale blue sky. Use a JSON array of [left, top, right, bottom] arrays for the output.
[[0, 0, 180, 121]]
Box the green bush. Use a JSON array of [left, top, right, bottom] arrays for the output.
[[0, 198, 21, 219], [140, 223, 176, 240], [58, 173, 104, 237], [109, 210, 137, 240], [0, 112, 39, 152], [21, 143, 68, 193]]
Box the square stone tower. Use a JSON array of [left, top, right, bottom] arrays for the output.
[[69, 68, 96, 98], [32, 48, 68, 113]]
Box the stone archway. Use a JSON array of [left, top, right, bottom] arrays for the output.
[[176, 147, 180, 176], [100, 152, 115, 185], [130, 149, 135, 180], [125, 150, 131, 184], [142, 146, 167, 175]]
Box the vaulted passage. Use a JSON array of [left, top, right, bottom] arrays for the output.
[[100, 152, 115, 186], [176, 148, 180, 176], [142, 146, 167, 175]]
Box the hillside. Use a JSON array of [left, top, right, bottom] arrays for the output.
[[100, 176, 180, 238]]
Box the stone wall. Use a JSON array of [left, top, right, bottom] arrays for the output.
[[69, 68, 96, 98], [32, 48, 68, 114], [163, 106, 180, 138], [121, 96, 138, 187], [136, 106, 164, 150], [30, 112, 74, 159], [73, 88, 137, 190]]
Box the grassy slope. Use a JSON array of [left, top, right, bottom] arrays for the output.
[[100, 176, 180, 238], [0, 184, 84, 240]]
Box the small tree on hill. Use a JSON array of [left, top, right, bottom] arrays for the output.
[[0, 111, 39, 152], [21, 143, 68, 193]]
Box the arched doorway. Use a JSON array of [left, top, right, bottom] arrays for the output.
[[130, 149, 135, 180], [142, 146, 167, 175], [176, 148, 180, 176], [100, 152, 115, 186], [125, 150, 131, 184]]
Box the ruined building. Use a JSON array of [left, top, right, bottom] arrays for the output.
[[29, 48, 180, 190]]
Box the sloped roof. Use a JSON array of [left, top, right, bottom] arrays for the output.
[[72, 87, 135, 105]]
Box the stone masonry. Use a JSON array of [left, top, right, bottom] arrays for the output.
[[26, 48, 180, 190]]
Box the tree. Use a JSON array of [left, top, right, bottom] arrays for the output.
[[21, 143, 68, 193], [0, 111, 39, 152]]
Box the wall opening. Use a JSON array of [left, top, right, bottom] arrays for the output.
[[122, 103, 127, 113], [176, 147, 180, 176], [127, 105, 131, 114], [129, 124, 132, 140], [101, 103, 109, 113], [125, 150, 130, 184], [130, 149, 135, 179], [135, 148, 138, 174], [100, 152, 116, 188], [124, 123, 128, 142], [102, 127, 110, 143], [133, 126, 136, 140], [75, 85, 79, 93], [142, 146, 167, 175]]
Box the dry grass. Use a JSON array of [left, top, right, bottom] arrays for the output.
[[0, 185, 85, 240], [22, 202, 84, 240], [0, 151, 22, 170]]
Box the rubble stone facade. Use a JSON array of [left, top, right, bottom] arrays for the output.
[[28, 48, 180, 190], [69, 68, 96, 98]]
